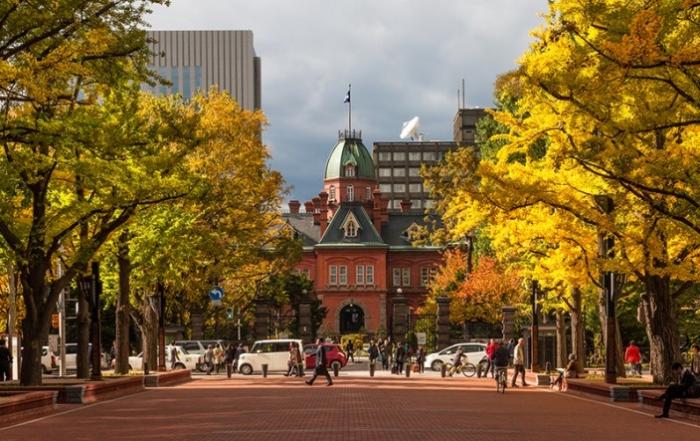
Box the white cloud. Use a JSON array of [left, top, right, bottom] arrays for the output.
[[148, 0, 547, 201]]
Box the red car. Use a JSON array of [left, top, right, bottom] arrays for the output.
[[304, 343, 348, 371]]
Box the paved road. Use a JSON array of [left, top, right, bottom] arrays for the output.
[[2, 374, 698, 441]]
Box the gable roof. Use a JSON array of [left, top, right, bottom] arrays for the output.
[[382, 212, 442, 249], [318, 203, 386, 247], [283, 213, 320, 247]]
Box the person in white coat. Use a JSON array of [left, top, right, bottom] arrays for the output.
[[511, 337, 528, 387]]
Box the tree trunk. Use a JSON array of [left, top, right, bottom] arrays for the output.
[[19, 302, 51, 386], [555, 309, 567, 368], [641, 274, 680, 384], [570, 288, 586, 373], [133, 299, 158, 371], [76, 289, 91, 379], [115, 233, 131, 374], [598, 298, 625, 378]]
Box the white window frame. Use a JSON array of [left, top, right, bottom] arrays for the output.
[[345, 164, 356, 177], [345, 220, 357, 237], [423, 151, 436, 161], [339, 265, 348, 285], [408, 168, 420, 177], [329, 185, 336, 201], [393, 183, 406, 193], [393, 168, 405, 177], [392, 268, 402, 287], [402, 267, 411, 287], [329, 265, 338, 286], [379, 183, 391, 193], [347, 184, 354, 202], [409, 183, 422, 193], [365, 186, 372, 201], [366, 265, 375, 285], [378, 168, 392, 177], [356, 265, 364, 285], [393, 151, 406, 161]]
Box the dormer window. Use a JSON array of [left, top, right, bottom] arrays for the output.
[[346, 184, 354, 202], [341, 211, 361, 238], [402, 222, 421, 242], [344, 165, 356, 177]]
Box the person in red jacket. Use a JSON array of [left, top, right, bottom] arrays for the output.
[[484, 339, 498, 378], [624, 340, 642, 376]]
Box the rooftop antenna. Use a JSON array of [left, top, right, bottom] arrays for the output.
[[462, 78, 466, 108], [400, 116, 423, 141]]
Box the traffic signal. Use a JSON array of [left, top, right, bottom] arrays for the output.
[[225, 307, 234, 321]]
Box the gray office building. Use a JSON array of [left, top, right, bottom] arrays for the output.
[[373, 108, 487, 212], [144, 30, 261, 110]]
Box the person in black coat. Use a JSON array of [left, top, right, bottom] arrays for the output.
[[306, 338, 332, 386], [395, 341, 405, 375], [656, 362, 700, 418], [0, 339, 11, 381]]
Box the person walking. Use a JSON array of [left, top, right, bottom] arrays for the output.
[[448, 345, 465, 377], [213, 343, 224, 374], [293, 343, 304, 377], [0, 339, 11, 382], [624, 340, 642, 376], [507, 338, 516, 365], [416, 345, 426, 374], [232, 343, 244, 373], [169, 345, 180, 370], [395, 341, 405, 375], [485, 338, 497, 378], [345, 339, 355, 363], [379, 340, 388, 370], [306, 338, 332, 386], [368, 339, 379, 371], [690, 344, 700, 377], [204, 344, 214, 375], [655, 362, 700, 418], [224, 343, 236, 378], [386, 338, 394, 371], [511, 337, 528, 387]]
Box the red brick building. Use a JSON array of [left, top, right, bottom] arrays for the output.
[[284, 131, 442, 336]]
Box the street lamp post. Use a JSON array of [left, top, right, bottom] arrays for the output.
[[157, 281, 166, 372], [78, 262, 102, 379], [530, 280, 539, 373]]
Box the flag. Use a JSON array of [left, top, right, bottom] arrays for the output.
[[344, 85, 351, 103]]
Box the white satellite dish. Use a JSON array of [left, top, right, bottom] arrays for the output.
[[400, 116, 423, 141]]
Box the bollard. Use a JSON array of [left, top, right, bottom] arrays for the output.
[[262, 363, 268, 377], [370, 363, 375, 377], [441, 363, 447, 378], [545, 361, 552, 374], [405, 363, 411, 378], [144, 362, 149, 376], [333, 363, 339, 377]]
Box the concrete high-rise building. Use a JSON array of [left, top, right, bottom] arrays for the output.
[[373, 107, 487, 212], [144, 30, 261, 110]]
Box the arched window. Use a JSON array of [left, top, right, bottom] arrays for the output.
[[347, 184, 354, 202], [329, 185, 336, 202], [346, 220, 357, 237], [345, 165, 356, 177]]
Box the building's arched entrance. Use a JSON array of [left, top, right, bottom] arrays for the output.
[[339, 304, 364, 334]]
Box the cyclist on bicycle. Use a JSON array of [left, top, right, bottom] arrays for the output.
[[448, 346, 465, 377], [492, 340, 510, 387]]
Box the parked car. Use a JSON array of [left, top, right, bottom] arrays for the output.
[[237, 339, 304, 375], [303, 343, 347, 371], [127, 345, 196, 371], [424, 342, 487, 371], [41, 346, 57, 374], [172, 339, 227, 372]]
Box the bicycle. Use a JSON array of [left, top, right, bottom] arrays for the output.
[[445, 361, 477, 377], [495, 367, 507, 393]]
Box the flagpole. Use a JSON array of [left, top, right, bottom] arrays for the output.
[[348, 83, 352, 134]]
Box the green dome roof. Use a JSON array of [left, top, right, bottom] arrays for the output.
[[324, 134, 375, 179]]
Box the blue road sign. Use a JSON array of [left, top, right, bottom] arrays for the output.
[[209, 287, 224, 301]]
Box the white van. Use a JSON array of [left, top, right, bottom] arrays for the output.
[[237, 339, 303, 375]]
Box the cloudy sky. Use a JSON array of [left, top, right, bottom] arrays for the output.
[[148, 0, 548, 202]]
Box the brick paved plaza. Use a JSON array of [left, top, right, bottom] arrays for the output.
[[1, 374, 698, 441]]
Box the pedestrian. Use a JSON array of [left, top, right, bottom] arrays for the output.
[[416, 345, 426, 374], [224, 343, 236, 378], [306, 338, 332, 386], [345, 339, 355, 363], [691, 344, 700, 377], [379, 340, 388, 370], [493, 340, 510, 386], [213, 343, 224, 374], [385, 338, 394, 370], [0, 339, 11, 382], [232, 343, 244, 373], [485, 338, 497, 378], [169, 345, 180, 370], [624, 340, 642, 376], [286, 342, 303, 377], [368, 339, 379, 369], [293, 342, 304, 377], [655, 362, 700, 418], [395, 341, 405, 375], [204, 344, 214, 375], [507, 338, 516, 365], [448, 345, 465, 377], [511, 337, 528, 387]]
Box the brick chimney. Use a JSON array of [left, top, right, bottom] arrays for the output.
[[312, 197, 321, 225], [304, 201, 314, 214], [288, 200, 301, 214], [400, 199, 413, 213]]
